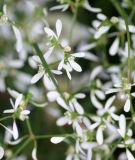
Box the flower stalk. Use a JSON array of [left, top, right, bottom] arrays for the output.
[[32, 43, 68, 105], [110, 0, 131, 83]]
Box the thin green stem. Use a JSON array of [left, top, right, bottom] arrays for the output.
[[0, 115, 13, 122], [110, 0, 131, 83], [32, 43, 67, 104], [35, 133, 74, 140], [26, 118, 34, 137]]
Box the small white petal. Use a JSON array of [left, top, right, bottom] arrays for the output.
[[51, 70, 62, 75], [73, 100, 84, 115], [44, 47, 54, 59], [84, 1, 101, 13], [47, 91, 59, 102], [66, 63, 72, 71], [129, 25, 135, 33], [94, 26, 110, 39], [0, 147, 4, 159], [43, 74, 56, 90], [104, 96, 115, 110], [96, 127, 103, 145], [32, 55, 41, 64], [79, 43, 96, 51], [13, 121, 19, 140], [15, 94, 23, 109], [0, 78, 6, 92], [44, 27, 56, 37], [31, 102, 48, 108], [57, 97, 68, 110], [89, 66, 103, 81], [74, 121, 83, 137], [72, 52, 85, 58], [105, 88, 120, 94], [31, 72, 44, 84], [91, 91, 103, 109], [131, 92, 135, 97], [69, 59, 82, 72], [74, 93, 86, 99], [117, 144, 125, 148], [50, 137, 65, 144], [87, 149, 92, 160], [12, 26, 23, 52], [126, 149, 135, 160], [32, 147, 38, 160], [109, 38, 119, 56], [10, 99, 15, 109], [50, 4, 69, 12], [124, 98, 130, 112], [97, 13, 107, 20], [83, 117, 91, 129], [21, 110, 30, 115], [56, 117, 68, 126], [65, 66, 72, 80], [110, 113, 119, 121], [118, 114, 126, 138], [58, 60, 64, 70], [56, 19, 62, 38], [66, 155, 72, 160], [84, 52, 99, 62], [95, 90, 105, 100], [8, 60, 24, 68], [3, 4, 7, 14], [3, 109, 15, 113], [92, 20, 100, 29]]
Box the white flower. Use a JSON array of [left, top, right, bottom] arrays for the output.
[[4, 94, 30, 121], [3, 94, 30, 139], [45, 19, 62, 39], [53, 92, 86, 137], [58, 50, 85, 79], [4, 94, 23, 114], [90, 96, 119, 145], [30, 55, 62, 87], [47, 91, 85, 114], [44, 19, 62, 58], [106, 78, 134, 112]]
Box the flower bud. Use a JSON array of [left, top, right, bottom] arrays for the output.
[[64, 46, 71, 53]]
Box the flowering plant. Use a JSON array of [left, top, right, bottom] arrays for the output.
[[0, 0, 135, 160]]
